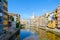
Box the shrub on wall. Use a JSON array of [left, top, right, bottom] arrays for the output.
[[16, 22, 20, 28], [10, 16, 14, 21]]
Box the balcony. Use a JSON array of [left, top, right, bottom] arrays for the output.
[[3, 9, 7, 13], [3, 6, 8, 11], [4, 14, 8, 19], [4, 27, 8, 31], [4, 3, 7, 8], [3, 20, 8, 25]]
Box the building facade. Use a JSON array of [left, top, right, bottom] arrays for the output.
[[56, 5, 60, 28], [0, 0, 8, 33], [20, 19, 28, 29], [8, 13, 20, 28], [8, 13, 20, 22], [30, 13, 40, 31]]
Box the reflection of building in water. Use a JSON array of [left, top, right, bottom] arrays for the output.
[[38, 29, 60, 40], [46, 31, 56, 40], [47, 31, 60, 40], [30, 12, 35, 25], [30, 12, 36, 31], [30, 12, 47, 31], [20, 19, 28, 29], [38, 29, 47, 40]]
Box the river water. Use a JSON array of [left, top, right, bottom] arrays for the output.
[[20, 29, 32, 40], [20, 29, 60, 40], [38, 29, 60, 40], [20, 29, 39, 40]]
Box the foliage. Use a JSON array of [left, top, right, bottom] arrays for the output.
[[16, 22, 20, 28], [19, 24, 24, 29], [16, 22, 23, 29], [10, 16, 14, 21], [16, 22, 25, 29]]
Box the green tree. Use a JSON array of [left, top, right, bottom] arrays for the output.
[[20, 24, 23, 29], [16, 22, 20, 28], [10, 16, 14, 21]]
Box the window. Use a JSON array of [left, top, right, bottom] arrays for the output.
[[0, 13, 2, 16], [0, 0, 1, 2], [0, 4, 2, 12], [0, 17, 2, 22], [49, 13, 55, 20], [4, 0, 7, 4], [3, 6, 7, 11], [0, 8, 2, 12], [51, 16, 55, 20]]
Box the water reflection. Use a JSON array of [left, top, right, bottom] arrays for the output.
[[38, 29, 60, 40], [47, 31, 56, 40], [20, 30, 32, 40], [38, 29, 47, 40]]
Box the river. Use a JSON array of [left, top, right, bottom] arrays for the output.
[[20, 29, 39, 40], [20, 28, 60, 40], [20, 29, 32, 40], [38, 29, 60, 40]]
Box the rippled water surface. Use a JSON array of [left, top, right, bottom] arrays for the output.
[[20, 30, 32, 40], [38, 29, 60, 40]]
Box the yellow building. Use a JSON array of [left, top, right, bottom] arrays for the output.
[[45, 5, 60, 29], [46, 12, 56, 29]]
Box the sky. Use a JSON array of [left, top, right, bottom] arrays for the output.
[[8, 0, 60, 19]]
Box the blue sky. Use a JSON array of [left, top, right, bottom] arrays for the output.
[[8, 0, 60, 19]]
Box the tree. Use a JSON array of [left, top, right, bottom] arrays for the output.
[[19, 24, 23, 29], [16, 22, 20, 28], [10, 16, 14, 21], [16, 22, 23, 29]]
